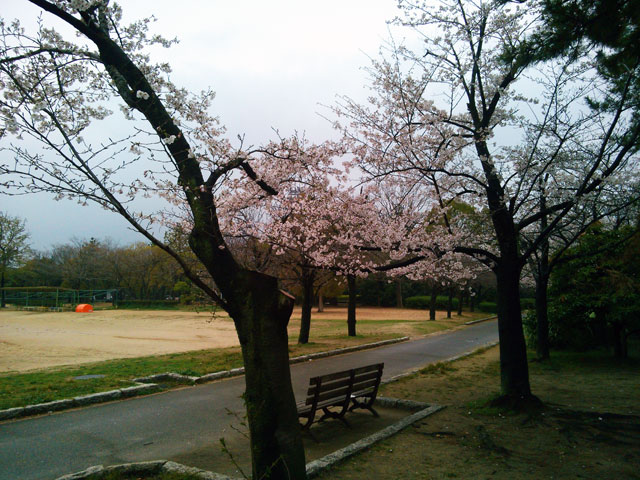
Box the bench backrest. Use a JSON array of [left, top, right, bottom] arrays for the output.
[[304, 363, 384, 407]]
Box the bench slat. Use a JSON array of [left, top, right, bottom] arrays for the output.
[[351, 378, 379, 393], [306, 370, 380, 396]]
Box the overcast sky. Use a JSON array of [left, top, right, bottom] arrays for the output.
[[1, 1, 404, 250]]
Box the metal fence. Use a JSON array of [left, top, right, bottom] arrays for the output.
[[1, 288, 117, 308]]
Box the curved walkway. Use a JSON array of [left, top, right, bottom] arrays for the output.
[[0, 320, 497, 480]]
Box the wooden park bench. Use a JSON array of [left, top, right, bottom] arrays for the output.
[[297, 363, 384, 436]]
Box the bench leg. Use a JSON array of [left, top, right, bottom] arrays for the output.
[[350, 397, 379, 417], [320, 407, 350, 428]]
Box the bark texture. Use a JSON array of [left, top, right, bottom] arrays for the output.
[[297, 267, 315, 344], [429, 283, 438, 321]]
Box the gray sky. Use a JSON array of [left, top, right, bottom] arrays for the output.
[[1, 0, 403, 250]]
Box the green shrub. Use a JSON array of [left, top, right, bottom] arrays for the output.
[[477, 301, 497, 313], [405, 296, 430, 309], [405, 295, 460, 310], [179, 294, 195, 305]]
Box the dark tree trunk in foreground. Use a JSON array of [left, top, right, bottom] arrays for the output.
[[347, 274, 357, 336], [230, 272, 306, 479], [476, 138, 538, 408], [298, 267, 315, 344], [457, 289, 464, 316], [446, 286, 453, 318], [495, 261, 533, 400], [429, 283, 438, 321]]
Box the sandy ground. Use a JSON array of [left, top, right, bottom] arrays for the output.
[[0, 308, 239, 373], [0, 306, 459, 373]]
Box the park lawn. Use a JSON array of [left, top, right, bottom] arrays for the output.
[[287, 307, 487, 344], [315, 343, 640, 480], [0, 308, 487, 410]]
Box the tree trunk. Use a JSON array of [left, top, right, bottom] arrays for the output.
[[395, 279, 403, 308], [1, 270, 5, 308], [457, 288, 463, 316], [317, 292, 324, 313], [535, 272, 550, 360], [233, 271, 307, 480], [347, 274, 357, 336], [298, 267, 315, 344], [446, 285, 453, 319], [190, 231, 308, 478], [429, 282, 438, 321], [612, 322, 627, 358], [495, 262, 533, 400]]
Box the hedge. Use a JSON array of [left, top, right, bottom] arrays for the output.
[[477, 301, 497, 313], [405, 295, 460, 310]]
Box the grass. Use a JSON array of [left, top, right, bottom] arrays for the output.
[[314, 341, 640, 480], [0, 346, 243, 409]]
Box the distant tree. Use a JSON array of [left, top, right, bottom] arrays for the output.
[[113, 243, 178, 299], [0, 212, 31, 307], [56, 238, 117, 290], [548, 224, 640, 357]]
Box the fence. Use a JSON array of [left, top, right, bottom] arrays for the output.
[[1, 288, 118, 309]]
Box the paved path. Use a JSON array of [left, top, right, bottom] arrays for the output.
[[0, 320, 497, 480]]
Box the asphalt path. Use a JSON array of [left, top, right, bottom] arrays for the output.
[[0, 320, 497, 480]]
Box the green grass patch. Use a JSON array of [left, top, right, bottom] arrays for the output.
[[464, 393, 505, 416], [419, 362, 457, 376], [413, 321, 455, 335], [0, 346, 246, 410]]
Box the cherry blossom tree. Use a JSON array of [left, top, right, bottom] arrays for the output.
[[223, 141, 474, 339], [334, 0, 640, 405], [0, 2, 307, 477]]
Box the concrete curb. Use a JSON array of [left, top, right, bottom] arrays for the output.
[[464, 315, 497, 325], [288, 336, 409, 365], [53, 396, 443, 480], [54, 460, 241, 480], [1, 337, 410, 422], [0, 383, 160, 422]]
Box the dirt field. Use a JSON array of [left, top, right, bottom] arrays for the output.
[[0, 308, 238, 372], [0, 306, 460, 373]]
